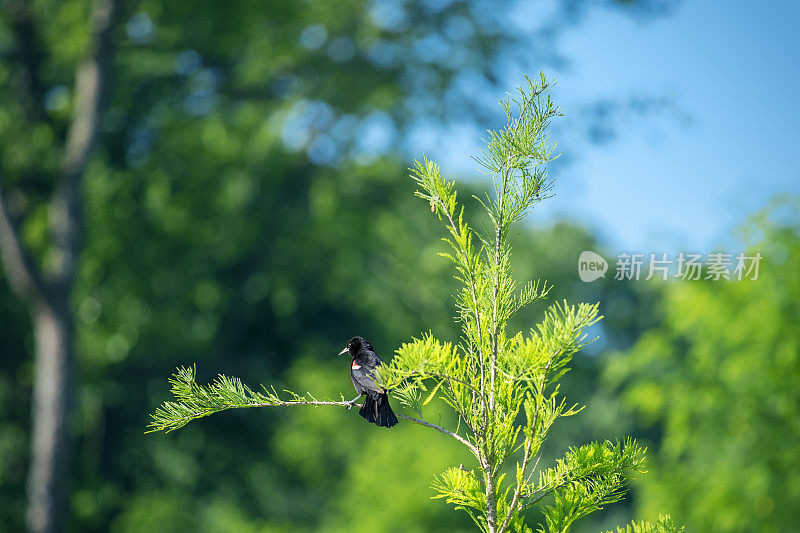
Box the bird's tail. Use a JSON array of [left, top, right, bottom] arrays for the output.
[[359, 393, 398, 428]]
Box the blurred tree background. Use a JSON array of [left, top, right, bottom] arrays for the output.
[[603, 202, 800, 533], [0, 0, 795, 532]]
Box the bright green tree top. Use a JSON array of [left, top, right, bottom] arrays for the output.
[[148, 74, 681, 533]]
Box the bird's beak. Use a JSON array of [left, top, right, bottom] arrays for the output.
[[338, 347, 349, 356]]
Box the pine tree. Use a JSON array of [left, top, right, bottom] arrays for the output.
[[148, 73, 681, 533]]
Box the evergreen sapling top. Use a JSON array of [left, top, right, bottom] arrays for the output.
[[148, 73, 682, 533]]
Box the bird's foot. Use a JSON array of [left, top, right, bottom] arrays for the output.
[[345, 395, 361, 411]]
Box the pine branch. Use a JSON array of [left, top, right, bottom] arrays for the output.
[[510, 280, 552, 317], [146, 366, 351, 433], [146, 366, 479, 455], [521, 439, 647, 513]]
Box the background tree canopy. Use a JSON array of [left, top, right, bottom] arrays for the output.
[[604, 202, 800, 533], [0, 0, 796, 532]]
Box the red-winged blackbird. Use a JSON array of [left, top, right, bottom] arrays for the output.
[[339, 336, 398, 428]]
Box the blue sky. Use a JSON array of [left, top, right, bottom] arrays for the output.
[[436, 0, 800, 253]]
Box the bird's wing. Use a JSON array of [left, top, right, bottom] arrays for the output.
[[350, 361, 383, 394]]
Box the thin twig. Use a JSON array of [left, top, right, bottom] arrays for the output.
[[397, 413, 479, 457]]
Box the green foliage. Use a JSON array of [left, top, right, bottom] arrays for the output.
[[604, 203, 800, 532], [603, 514, 684, 533], [1, 1, 509, 528], [146, 74, 676, 532], [374, 73, 658, 533], [0, 2, 682, 529], [535, 440, 646, 532], [147, 365, 353, 433], [432, 466, 486, 525]]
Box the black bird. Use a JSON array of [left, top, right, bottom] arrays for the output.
[[339, 336, 398, 428]]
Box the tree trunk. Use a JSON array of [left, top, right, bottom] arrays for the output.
[[26, 301, 73, 533], [0, 0, 116, 530]]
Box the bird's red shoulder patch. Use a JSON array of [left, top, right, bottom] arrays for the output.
[[351, 360, 361, 369]]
